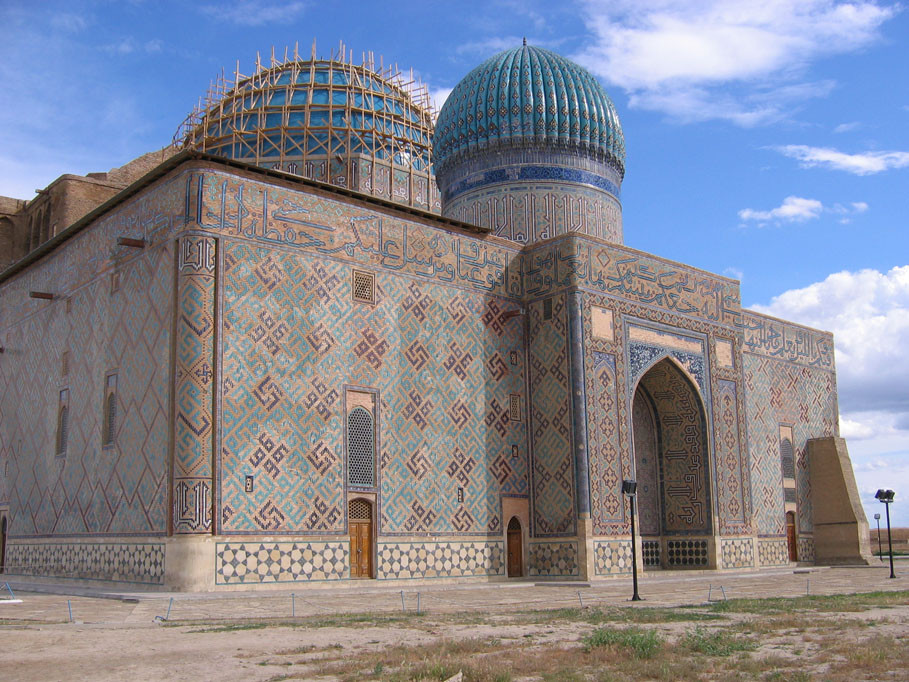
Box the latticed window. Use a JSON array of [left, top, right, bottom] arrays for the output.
[[509, 394, 522, 422], [780, 437, 795, 479], [352, 270, 375, 304], [348, 407, 375, 487], [349, 498, 372, 521]]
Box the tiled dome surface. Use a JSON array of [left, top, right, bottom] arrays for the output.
[[434, 44, 625, 173]]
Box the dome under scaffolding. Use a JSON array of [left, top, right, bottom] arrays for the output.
[[174, 40, 441, 212]]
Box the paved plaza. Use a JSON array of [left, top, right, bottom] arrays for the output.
[[3, 562, 906, 625]]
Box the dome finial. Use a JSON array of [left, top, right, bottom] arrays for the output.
[[522, 37, 527, 46]]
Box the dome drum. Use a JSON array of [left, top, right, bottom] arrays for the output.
[[434, 44, 626, 245]]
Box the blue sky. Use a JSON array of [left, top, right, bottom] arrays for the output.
[[1, 0, 907, 527]]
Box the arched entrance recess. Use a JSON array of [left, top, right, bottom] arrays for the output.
[[632, 357, 712, 569], [349, 498, 374, 578], [506, 516, 523, 577]]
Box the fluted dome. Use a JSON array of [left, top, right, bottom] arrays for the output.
[[434, 44, 625, 176]]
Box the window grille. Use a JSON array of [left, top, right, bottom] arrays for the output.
[[57, 389, 69, 457], [352, 270, 375, 304], [780, 437, 795, 479], [349, 498, 372, 521], [543, 298, 552, 320], [347, 407, 375, 487], [784, 488, 797, 504], [103, 393, 117, 446], [61, 351, 69, 377], [509, 394, 522, 422]]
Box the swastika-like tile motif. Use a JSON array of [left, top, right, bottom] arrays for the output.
[[720, 538, 755, 569], [377, 541, 504, 579], [714, 380, 748, 535], [593, 539, 633, 575], [173, 236, 217, 533], [639, 360, 711, 534], [219, 238, 527, 536], [0, 206, 175, 538], [758, 538, 790, 567], [528, 541, 579, 577], [215, 541, 347, 583], [529, 295, 576, 536], [5, 541, 165, 584]]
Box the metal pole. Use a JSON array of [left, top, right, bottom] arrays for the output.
[[885, 502, 895, 579], [876, 515, 883, 559], [630, 494, 641, 601]]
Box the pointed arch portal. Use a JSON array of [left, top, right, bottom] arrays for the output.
[[632, 357, 712, 568]]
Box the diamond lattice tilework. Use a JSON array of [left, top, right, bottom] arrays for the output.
[[744, 354, 837, 535], [215, 541, 347, 583], [0, 229, 173, 538], [6, 541, 165, 584], [219, 240, 527, 536], [528, 295, 575, 536], [528, 541, 579, 577], [714, 379, 749, 534], [377, 541, 505, 579], [593, 539, 633, 575]]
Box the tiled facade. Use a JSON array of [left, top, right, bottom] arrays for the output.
[[0, 157, 845, 588]]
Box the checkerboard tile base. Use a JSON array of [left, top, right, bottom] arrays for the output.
[[798, 536, 815, 563], [215, 541, 347, 584], [377, 541, 505, 579], [758, 538, 790, 567], [720, 537, 755, 569], [5, 541, 165, 584], [593, 539, 633, 575], [528, 541, 579, 577]]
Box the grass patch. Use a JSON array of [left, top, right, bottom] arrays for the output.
[[583, 625, 662, 659], [186, 622, 269, 633], [706, 590, 909, 616], [681, 626, 755, 656]]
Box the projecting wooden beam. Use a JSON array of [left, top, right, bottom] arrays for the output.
[[117, 237, 146, 248], [29, 291, 54, 300]]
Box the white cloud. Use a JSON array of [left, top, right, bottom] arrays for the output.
[[737, 195, 867, 226], [834, 121, 861, 133], [755, 267, 909, 526], [774, 144, 909, 174], [429, 87, 453, 116], [199, 1, 306, 26], [455, 36, 529, 56], [751, 266, 909, 415], [575, 0, 897, 125], [739, 196, 823, 224]]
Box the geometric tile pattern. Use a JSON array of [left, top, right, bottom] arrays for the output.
[[377, 541, 504, 579], [593, 539, 633, 575], [528, 541, 579, 577], [173, 236, 217, 533], [758, 538, 790, 567], [666, 539, 709, 568], [529, 295, 576, 536], [5, 541, 165, 584], [588, 354, 629, 535], [218, 228, 527, 536], [215, 541, 347, 584], [632, 390, 661, 536], [639, 360, 711, 534], [798, 536, 815, 563], [743, 336, 837, 535], [0, 190, 175, 538], [720, 537, 755, 569], [714, 380, 748, 535]]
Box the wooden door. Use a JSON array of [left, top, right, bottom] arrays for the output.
[[507, 517, 523, 577], [349, 498, 373, 578], [350, 522, 372, 578], [786, 512, 798, 562]]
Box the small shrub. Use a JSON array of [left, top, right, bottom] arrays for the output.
[[682, 627, 755, 656], [583, 626, 662, 659]]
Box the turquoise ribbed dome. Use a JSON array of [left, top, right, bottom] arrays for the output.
[[434, 44, 625, 174]]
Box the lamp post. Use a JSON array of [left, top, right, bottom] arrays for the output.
[[874, 490, 896, 579], [873, 513, 882, 560], [622, 479, 642, 601]]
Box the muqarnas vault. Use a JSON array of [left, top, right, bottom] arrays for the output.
[[0, 43, 873, 590]]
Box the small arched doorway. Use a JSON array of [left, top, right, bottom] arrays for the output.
[[349, 498, 374, 578], [506, 516, 523, 577], [786, 512, 798, 562]]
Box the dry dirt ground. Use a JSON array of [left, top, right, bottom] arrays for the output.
[[2, 566, 908, 681]]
